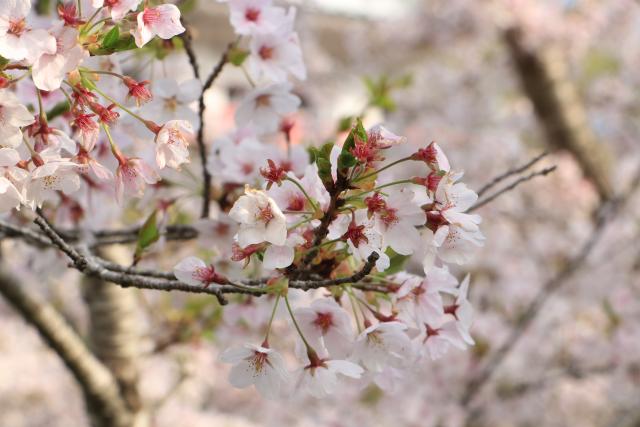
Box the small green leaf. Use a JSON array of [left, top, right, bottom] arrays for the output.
[[102, 26, 120, 49], [311, 142, 335, 189], [134, 210, 160, 263], [381, 248, 410, 276], [337, 118, 366, 176], [46, 101, 70, 121], [228, 47, 250, 66]]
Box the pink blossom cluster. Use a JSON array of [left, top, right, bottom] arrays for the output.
[[176, 0, 485, 394], [0, 0, 190, 208]]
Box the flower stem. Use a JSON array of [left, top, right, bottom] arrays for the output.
[[88, 79, 150, 128], [345, 179, 414, 201], [354, 156, 412, 183], [284, 295, 314, 353], [285, 176, 319, 213], [263, 294, 281, 343]]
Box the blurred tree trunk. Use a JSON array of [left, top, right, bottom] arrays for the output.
[[503, 26, 613, 201], [82, 246, 149, 427], [0, 265, 134, 427]]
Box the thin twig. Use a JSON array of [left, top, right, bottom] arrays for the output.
[[469, 166, 557, 212], [197, 43, 233, 219], [476, 151, 549, 197]]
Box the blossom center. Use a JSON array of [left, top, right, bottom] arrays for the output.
[[257, 204, 274, 224], [142, 8, 162, 26], [313, 312, 334, 334], [244, 7, 260, 22], [8, 19, 26, 36], [255, 94, 272, 108], [287, 194, 305, 211], [249, 351, 269, 375], [259, 45, 274, 60]]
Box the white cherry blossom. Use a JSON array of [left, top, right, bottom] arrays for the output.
[[235, 83, 300, 134], [294, 298, 355, 358], [32, 25, 87, 91], [219, 343, 290, 399], [133, 4, 185, 48], [297, 359, 363, 398], [154, 119, 193, 170], [0, 89, 34, 148], [92, 0, 142, 21], [229, 187, 287, 246], [0, 0, 56, 63], [352, 321, 414, 372]]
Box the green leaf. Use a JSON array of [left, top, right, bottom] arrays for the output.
[[337, 118, 366, 176], [228, 47, 250, 66], [337, 115, 353, 132], [310, 142, 335, 189], [46, 101, 70, 121], [381, 247, 410, 276], [88, 33, 137, 56], [102, 26, 120, 49], [134, 210, 160, 263], [0, 56, 9, 69]]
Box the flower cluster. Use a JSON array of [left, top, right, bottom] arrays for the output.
[[178, 117, 484, 397], [0, 0, 190, 211]]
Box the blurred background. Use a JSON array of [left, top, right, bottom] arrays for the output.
[[1, 0, 640, 426]]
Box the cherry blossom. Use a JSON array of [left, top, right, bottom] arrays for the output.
[[227, 0, 287, 35], [133, 4, 186, 48], [369, 187, 425, 255], [262, 232, 305, 269], [154, 119, 193, 170], [395, 267, 458, 326], [267, 164, 330, 222], [0, 176, 23, 212], [296, 359, 363, 398], [229, 187, 288, 247], [92, 0, 142, 21], [114, 156, 160, 202], [27, 159, 81, 207], [294, 298, 354, 358], [0, 0, 56, 63], [0, 89, 35, 148], [235, 83, 301, 134], [173, 256, 228, 287], [421, 318, 469, 361], [352, 321, 414, 373], [247, 23, 306, 83], [218, 343, 290, 399], [143, 78, 200, 125], [328, 210, 390, 272], [32, 25, 87, 91]]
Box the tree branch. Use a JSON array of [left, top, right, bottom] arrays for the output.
[[29, 212, 385, 303], [476, 151, 548, 197], [196, 43, 233, 219], [469, 166, 557, 212]]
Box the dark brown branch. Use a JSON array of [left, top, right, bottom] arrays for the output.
[[31, 213, 385, 303], [469, 166, 557, 212], [476, 151, 548, 197], [197, 43, 233, 219], [180, 23, 200, 79]]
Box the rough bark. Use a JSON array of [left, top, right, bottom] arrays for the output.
[[503, 26, 613, 200], [81, 246, 148, 426]]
